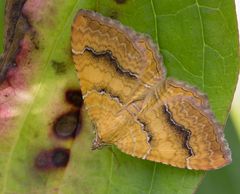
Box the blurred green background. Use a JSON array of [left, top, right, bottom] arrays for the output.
[[0, 1, 239, 193]]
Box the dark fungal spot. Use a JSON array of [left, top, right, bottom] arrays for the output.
[[51, 60, 67, 75], [52, 148, 70, 167], [35, 148, 70, 170], [53, 90, 83, 140], [65, 89, 83, 108], [53, 111, 81, 139], [115, 0, 127, 4], [109, 10, 118, 19], [162, 104, 194, 157]]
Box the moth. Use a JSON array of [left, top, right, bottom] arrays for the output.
[[71, 9, 231, 170]]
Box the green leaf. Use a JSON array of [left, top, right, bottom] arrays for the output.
[[196, 117, 240, 194], [197, 78, 240, 194], [0, 0, 239, 194]]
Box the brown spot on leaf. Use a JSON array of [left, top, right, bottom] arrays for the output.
[[65, 89, 83, 107], [109, 11, 118, 19], [51, 60, 67, 75], [52, 148, 70, 167], [53, 111, 81, 139], [35, 148, 70, 170]]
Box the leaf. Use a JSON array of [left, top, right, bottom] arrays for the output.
[[0, 0, 239, 194], [197, 77, 240, 194], [196, 117, 240, 194]]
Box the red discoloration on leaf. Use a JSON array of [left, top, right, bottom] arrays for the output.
[[22, 0, 45, 19], [9, 36, 34, 88], [35, 148, 70, 170], [0, 35, 34, 133], [23, 0, 54, 23], [15, 37, 31, 66]]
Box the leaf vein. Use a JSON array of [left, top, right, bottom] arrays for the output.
[[196, 0, 206, 90], [107, 150, 114, 194], [161, 49, 202, 78], [150, 0, 159, 45], [147, 163, 157, 194], [157, 4, 196, 17]]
